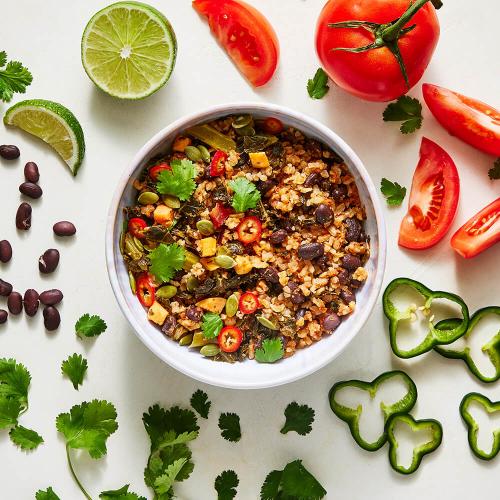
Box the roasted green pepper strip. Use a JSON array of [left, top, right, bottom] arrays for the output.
[[386, 413, 443, 475], [185, 124, 236, 152], [460, 392, 500, 461], [383, 278, 470, 359], [434, 307, 500, 383], [329, 370, 417, 451]]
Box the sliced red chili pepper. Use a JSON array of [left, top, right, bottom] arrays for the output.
[[237, 216, 262, 244], [210, 202, 233, 229], [128, 217, 148, 239], [136, 274, 156, 307], [149, 162, 171, 181], [239, 292, 260, 314], [262, 117, 284, 135], [209, 150, 227, 176], [218, 326, 243, 353]]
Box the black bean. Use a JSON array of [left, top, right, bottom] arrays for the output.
[[19, 182, 43, 199], [53, 221, 76, 237], [340, 289, 356, 304], [303, 172, 319, 188], [323, 312, 341, 332], [287, 280, 299, 292], [331, 184, 348, 202], [24, 162, 39, 183], [7, 292, 22, 315], [161, 316, 176, 336], [269, 229, 287, 246], [315, 254, 329, 271], [298, 242, 324, 260], [258, 179, 276, 197], [39, 289, 63, 306], [16, 202, 32, 230], [260, 266, 280, 284], [295, 308, 307, 320], [291, 290, 306, 305], [337, 268, 350, 285], [345, 218, 363, 242], [24, 289, 39, 317], [320, 179, 332, 192], [0, 278, 13, 296], [315, 204, 333, 224], [0, 145, 20, 160], [0, 240, 12, 263], [351, 278, 363, 289], [186, 306, 203, 322], [43, 306, 60, 331], [0, 309, 7, 324], [39, 249, 60, 274], [341, 254, 361, 271]]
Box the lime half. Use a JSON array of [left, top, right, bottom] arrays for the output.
[[3, 99, 85, 175], [81, 1, 177, 99]]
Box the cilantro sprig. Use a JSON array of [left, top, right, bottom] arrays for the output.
[[9, 424, 44, 450], [255, 338, 284, 363], [75, 314, 107, 338], [383, 96, 423, 134], [219, 413, 241, 442], [280, 402, 315, 436], [0, 358, 30, 429], [229, 177, 261, 212], [0, 51, 33, 103], [201, 312, 223, 339], [99, 485, 146, 499], [149, 243, 185, 283], [190, 389, 211, 419], [156, 158, 197, 201], [488, 158, 500, 180], [307, 68, 330, 100], [215, 470, 239, 500], [380, 178, 407, 206], [35, 487, 61, 500], [61, 353, 88, 390]]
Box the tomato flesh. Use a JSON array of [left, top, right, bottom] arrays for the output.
[[210, 202, 233, 229], [193, 0, 279, 87], [399, 137, 460, 250], [137, 274, 156, 308], [237, 216, 262, 244], [128, 217, 148, 239], [210, 150, 227, 176], [149, 162, 171, 181], [239, 292, 259, 314], [451, 198, 500, 259], [423, 84, 500, 157], [218, 326, 243, 352]]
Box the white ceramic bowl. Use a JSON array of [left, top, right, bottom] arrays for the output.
[[106, 103, 386, 389]]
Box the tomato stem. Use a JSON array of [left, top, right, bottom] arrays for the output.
[[382, 0, 432, 43]]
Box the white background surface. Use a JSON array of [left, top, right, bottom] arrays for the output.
[[1, 0, 499, 498]]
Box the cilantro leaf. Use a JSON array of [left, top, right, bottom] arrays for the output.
[[61, 353, 88, 390], [260, 470, 283, 500], [383, 96, 423, 134], [219, 413, 241, 442], [75, 314, 107, 338], [215, 470, 239, 500], [488, 158, 500, 180], [201, 312, 223, 339], [35, 487, 61, 500], [99, 484, 147, 500], [254, 338, 284, 363], [229, 177, 261, 212], [56, 399, 118, 459], [380, 178, 407, 206], [307, 68, 330, 100], [0, 51, 33, 103], [157, 430, 199, 449], [190, 389, 211, 419], [154, 458, 188, 495], [148, 243, 185, 283], [0, 358, 30, 428], [9, 425, 43, 450], [156, 159, 197, 201], [280, 402, 315, 436]]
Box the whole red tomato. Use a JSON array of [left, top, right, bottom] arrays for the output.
[[316, 0, 440, 101]]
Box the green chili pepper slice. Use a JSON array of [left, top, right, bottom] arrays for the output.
[[386, 413, 443, 475], [329, 370, 418, 451], [435, 307, 500, 383], [185, 124, 236, 153], [460, 392, 500, 461], [383, 278, 470, 359]]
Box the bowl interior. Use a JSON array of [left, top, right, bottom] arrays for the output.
[[107, 103, 386, 389]]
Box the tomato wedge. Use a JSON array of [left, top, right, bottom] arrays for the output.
[[210, 202, 233, 229], [218, 326, 243, 352], [128, 218, 148, 239], [193, 0, 279, 87], [149, 162, 171, 181], [136, 274, 156, 308], [399, 137, 460, 250], [451, 198, 500, 259], [423, 84, 500, 157]]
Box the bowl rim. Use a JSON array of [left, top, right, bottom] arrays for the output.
[[105, 101, 387, 389]]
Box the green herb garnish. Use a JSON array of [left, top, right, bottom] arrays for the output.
[[201, 312, 224, 339], [75, 314, 107, 338], [307, 68, 330, 100], [383, 96, 423, 134], [255, 338, 284, 363], [280, 402, 315, 436], [219, 413, 241, 442], [0, 51, 33, 103], [61, 353, 88, 390], [229, 177, 261, 212], [215, 470, 239, 500], [35, 487, 60, 500], [488, 158, 500, 180], [156, 158, 197, 201], [9, 425, 44, 450], [99, 485, 146, 499], [149, 243, 186, 283], [0, 358, 30, 429], [190, 389, 211, 419], [380, 178, 407, 206]]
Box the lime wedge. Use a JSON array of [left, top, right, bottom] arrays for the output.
[[3, 99, 85, 175], [81, 1, 177, 99]]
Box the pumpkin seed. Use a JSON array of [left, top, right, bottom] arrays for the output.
[[128, 271, 136, 294], [196, 219, 215, 236], [186, 276, 200, 292], [232, 114, 253, 129], [185, 145, 203, 162], [257, 315, 279, 331], [236, 125, 256, 137], [162, 194, 181, 208], [156, 285, 177, 299], [198, 145, 211, 163], [189, 332, 215, 348], [225, 293, 239, 317], [124, 233, 143, 260], [138, 191, 159, 205], [214, 254, 236, 269], [200, 344, 221, 357], [133, 236, 144, 251], [179, 334, 194, 346], [183, 250, 200, 271]]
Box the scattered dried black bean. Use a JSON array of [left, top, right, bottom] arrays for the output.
[[7, 292, 22, 315], [315, 204, 333, 224], [186, 306, 203, 322], [24, 162, 39, 183], [345, 218, 363, 242], [39, 289, 63, 306], [39, 249, 60, 273], [269, 229, 287, 246], [53, 221, 76, 236], [341, 254, 361, 271], [0, 145, 20, 160], [43, 306, 60, 331], [0, 309, 7, 324], [19, 182, 43, 199], [323, 312, 341, 332], [24, 289, 39, 317], [0, 240, 12, 263], [298, 242, 324, 260], [0, 278, 13, 296], [16, 202, 32, 230]]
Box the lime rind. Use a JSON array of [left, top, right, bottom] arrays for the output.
[[81, 1, 177, 100], [3, 99, 85, 175]]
